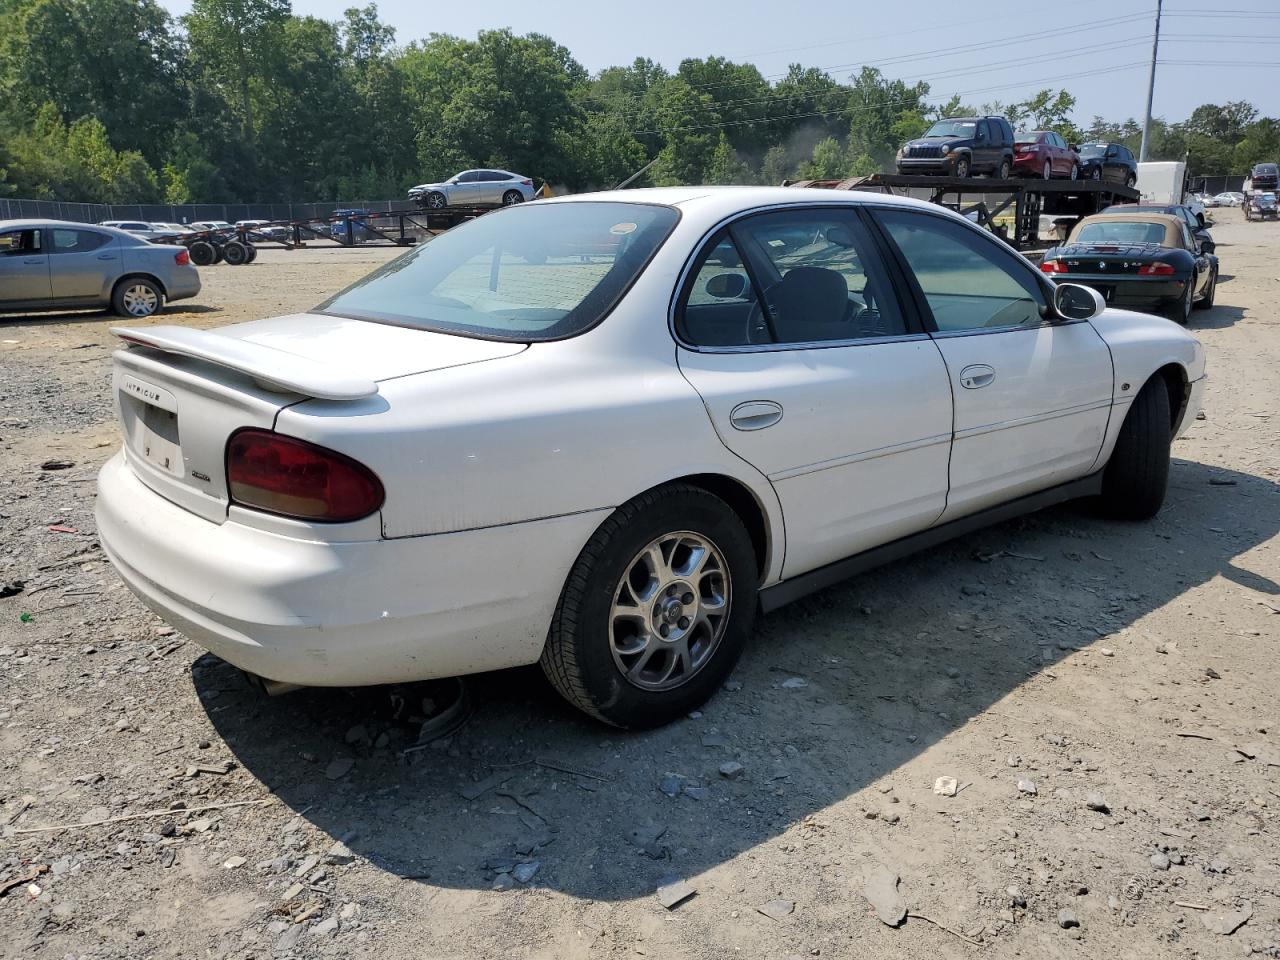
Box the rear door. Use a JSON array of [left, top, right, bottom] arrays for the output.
[[45, 227, 119, 302], [871, 207, 1113, 521], [0, 228, 52, 306], [974, 120, 993, 172], [675, 205, 954, 578]]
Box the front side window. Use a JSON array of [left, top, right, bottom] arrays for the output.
[[318, 201, 679, 341], [0, 229, 40, 254], [457, 171, 481, 183], [679, 208, 907, 347], [875, 210, 1046, 333]]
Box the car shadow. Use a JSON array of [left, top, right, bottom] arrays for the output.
[[0, 304, 220, 326], [194, 457, 1279, 901], [1188, 303, 1245, 330]]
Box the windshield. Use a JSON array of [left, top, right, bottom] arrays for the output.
[[1077, 143, 1107, 158], [317, 201, 680, 340], [924, 120, 977, 138], [1075, 221, 1166, 245]]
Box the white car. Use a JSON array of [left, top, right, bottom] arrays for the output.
[[96, 187, 1206, 727], [1212, 192, 1245, 207]]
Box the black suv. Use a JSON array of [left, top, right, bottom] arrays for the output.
[[896, 116, 1015, 179], [1250, 162, 1278, 191], [1077, 142, 1138, 186]]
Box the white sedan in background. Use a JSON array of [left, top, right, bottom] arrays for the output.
[[96, 187, 1205, 728]]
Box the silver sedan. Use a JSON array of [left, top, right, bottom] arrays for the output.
[[408, 169, 537, 209], [0, 220, 201, 317]]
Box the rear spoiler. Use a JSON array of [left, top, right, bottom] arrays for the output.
[[110, 325, 378, 400]]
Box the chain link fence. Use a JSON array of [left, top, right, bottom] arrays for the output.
[[0, 197, 411, 225]]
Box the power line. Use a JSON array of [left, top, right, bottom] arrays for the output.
[[628, 62, 1148, 137]]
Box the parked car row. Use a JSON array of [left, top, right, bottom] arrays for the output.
[[894, 116, 1139, 185]]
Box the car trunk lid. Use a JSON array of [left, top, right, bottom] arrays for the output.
[[1055, 242, 1163, 274], [109, 315, 526, 522]]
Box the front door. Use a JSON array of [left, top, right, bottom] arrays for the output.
[[45, 227, 119, 301], [674, 206, 954, 579], [871, 207, 1113, 521], [0, 228, 52, 307]]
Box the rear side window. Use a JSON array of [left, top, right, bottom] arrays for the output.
[[318, 201, 679, 341], [875, 210, 1046, 333], [49, 229, 109, 253]]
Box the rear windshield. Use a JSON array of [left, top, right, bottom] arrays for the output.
[[924, 120, 976, 137], [1077, 143, 1106, 157], [317, 201, 680, 341], [1075, 221, 1165, 245], [1255, 164, 1278, 175]]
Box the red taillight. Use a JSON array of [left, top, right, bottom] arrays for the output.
[[226, 429, 384, 523], [1040, 259, 1068, 274], [521, 179, 532, 186], [174, 248, 190, 266], [1137, 262, 1176, 276]]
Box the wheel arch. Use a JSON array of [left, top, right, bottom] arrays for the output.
[[112, 271, 167, 300], [1154, 362, 1192, 435], [674, 473, 773, 580]]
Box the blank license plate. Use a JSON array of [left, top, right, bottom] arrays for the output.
[[122, 375, 183, 476]]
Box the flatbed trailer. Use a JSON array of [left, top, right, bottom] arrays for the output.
[[786, 175, 1140, 250]]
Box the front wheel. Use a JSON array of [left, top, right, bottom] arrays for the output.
[[1090, 167, 1102, 181], [1097, 378, 1172, 521], [1125, 173, 1137, 188], [953, 157, 971, 179], [425, 191, 447, 209], [540, 484, 757, 728]]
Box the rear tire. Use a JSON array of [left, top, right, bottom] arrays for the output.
[[222, 240, 249, 266], [244, 243, 258, 263], [188, 241, 216, 266], [998, 158, 1012, 180], [1042, 161, 1053, 180], [1166, 275, 1193, 324], [1070, 163, 1079, 180], [1098, 378, 1172, 521], [502, 190, 524, 206], [111, 277, 163, 318], [540, 484, 757, 728]]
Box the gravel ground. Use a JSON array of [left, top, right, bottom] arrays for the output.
[[1, 210, 1278, 960]]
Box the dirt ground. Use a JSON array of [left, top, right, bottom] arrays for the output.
[[1, 209, 1278, 960]]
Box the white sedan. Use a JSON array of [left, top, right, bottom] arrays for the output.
[[96, 187, 1206, 728]]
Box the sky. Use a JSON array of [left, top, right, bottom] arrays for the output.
[[156, 0, 1280, 124]]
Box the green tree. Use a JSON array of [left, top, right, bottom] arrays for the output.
[[759, 144, 793, 185], [185, 0, 290, 141], [846, 68, 930, 170], [704, 132, 751, 185], [798, 136, 848, 180]]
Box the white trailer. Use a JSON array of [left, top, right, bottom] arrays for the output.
[[1137, 161, 1205, 222]]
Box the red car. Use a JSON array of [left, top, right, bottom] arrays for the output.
[[1012, 131, 1080, 180]]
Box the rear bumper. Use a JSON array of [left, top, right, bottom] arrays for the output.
[[165, 268, 201, 302], [1011, 154, 1046, 175], [96, 452, 606, 686], [1061, 275, 1185, 309]]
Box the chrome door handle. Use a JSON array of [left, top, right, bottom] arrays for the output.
[[730, 400, 783, 431], [23, 257, 43, 264], [97, 254, 117, 260], [959, 364, 996, 389]]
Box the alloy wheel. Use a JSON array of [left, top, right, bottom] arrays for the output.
[[1043, 161, 1052, 180], [122, 284, 159, 317], [609, 531, 731, 691]]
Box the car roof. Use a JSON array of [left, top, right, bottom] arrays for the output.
[[0, 218, 136, 239], [538, 185, 970, 226], [1072, 212, 1183, 244]]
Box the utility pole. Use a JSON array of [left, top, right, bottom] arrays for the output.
[[1139, 0, 1163, 162]]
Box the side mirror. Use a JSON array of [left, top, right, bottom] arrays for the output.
[[1068, 143, 1079, 152], [705, 272, 747, 299], [1200, 240, 1215, 255], [1054, 283, 1105, 321]]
